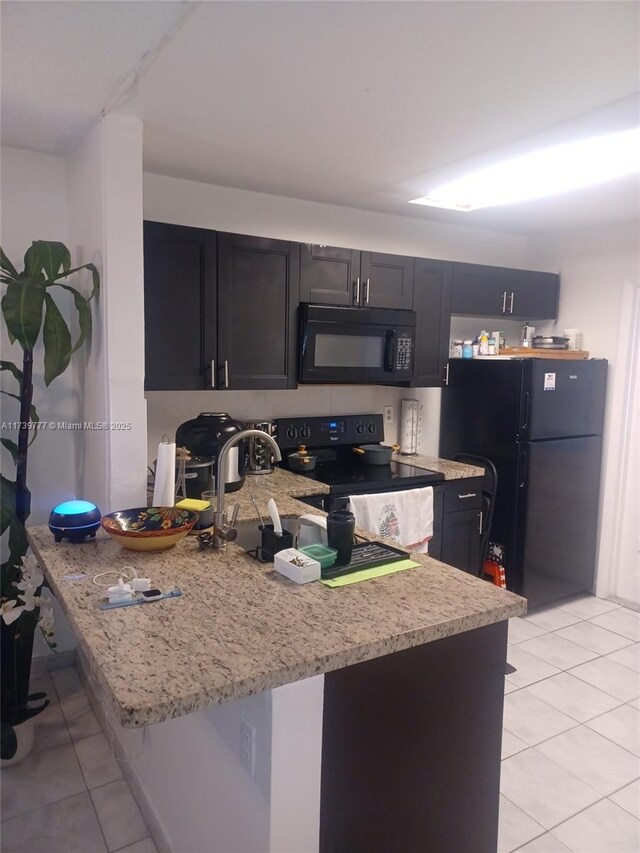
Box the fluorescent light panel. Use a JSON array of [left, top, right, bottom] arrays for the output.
[[410, 128, 640, 211]]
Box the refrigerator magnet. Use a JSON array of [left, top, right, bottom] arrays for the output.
[[544, 372, 556, 391]]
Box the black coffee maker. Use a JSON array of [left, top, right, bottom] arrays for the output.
[[176, 412, 246, 493]]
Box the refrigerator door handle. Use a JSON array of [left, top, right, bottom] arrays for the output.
[[521, 391, 530, 431], [519, 448, 529, 489]]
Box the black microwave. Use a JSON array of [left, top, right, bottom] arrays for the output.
[[299, 303, 416, 385]]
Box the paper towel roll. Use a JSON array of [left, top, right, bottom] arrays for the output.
[[153, 441, 176, 507]]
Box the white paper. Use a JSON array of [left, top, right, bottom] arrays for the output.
[[544, 372, 556, 391], [153, 441, 176, 506]]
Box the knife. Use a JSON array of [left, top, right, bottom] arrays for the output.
[[267, 498, 283, 536]]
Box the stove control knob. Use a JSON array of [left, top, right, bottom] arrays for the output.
[[356, 423, 365, 435], [300, 425, 311, 439], [286, 426, 298, 441], [367, 422, 377, 434]]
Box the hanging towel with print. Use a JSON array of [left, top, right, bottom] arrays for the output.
[[349, 487, 434, 554]]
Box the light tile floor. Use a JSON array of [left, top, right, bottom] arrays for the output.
[[500, 596, 640, 853], [1, 667, 156, 853], [1, 595, 638, 853]]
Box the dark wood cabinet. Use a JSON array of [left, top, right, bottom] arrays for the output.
[[451, 262, 559, 320], [411, 258, 453, 387], [143, 221, 216, 391], [215, 233, 300, 390], [144, 224, 299, 391], [300, 246, 414, 309], [299, 244, 360, 306], [360, 252, 414, 309], [430, 478, 483, 575]]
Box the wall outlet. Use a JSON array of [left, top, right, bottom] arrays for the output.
[[384, 405, 394, 424], [240, 715, 256, 778]]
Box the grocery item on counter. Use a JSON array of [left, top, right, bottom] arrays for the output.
[[462, 340, 473, 359]]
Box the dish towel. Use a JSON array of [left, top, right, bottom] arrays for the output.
[[349, 487, 434, 554]]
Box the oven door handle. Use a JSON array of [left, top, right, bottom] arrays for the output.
[[384, 329, 396, 372]]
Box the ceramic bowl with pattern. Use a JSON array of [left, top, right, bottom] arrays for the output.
[[100, 507, 198, 551]]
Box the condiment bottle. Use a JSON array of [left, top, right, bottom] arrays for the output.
[[488, 335, 496, 356], [479, 331, 489, 356], [462, 340, 473, 359]]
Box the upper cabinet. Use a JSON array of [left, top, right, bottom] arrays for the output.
[[215, 233, 300, 390], [411, 258, 453, 388], [144, 223, 299, 392], [300, 245, 414, 309], [144, 221, 216, 391], [451, 262, 559, 320]]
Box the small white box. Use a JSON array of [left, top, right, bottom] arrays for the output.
[[273, 548, 321, 584]]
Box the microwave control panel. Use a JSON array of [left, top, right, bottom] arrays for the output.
[[395, 337, 413, 372], [275, 414, 384, 450]]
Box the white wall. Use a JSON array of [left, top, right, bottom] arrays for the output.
[[67, 115, 148, 514], [526, 221, 640, 597], [0, 146, 80, 523], [143, 173, 530, 457]]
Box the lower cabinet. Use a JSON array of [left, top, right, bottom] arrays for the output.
[[430, 478, 483, 575]]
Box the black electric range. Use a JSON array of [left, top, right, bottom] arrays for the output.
[[274, 413, 444, 508]]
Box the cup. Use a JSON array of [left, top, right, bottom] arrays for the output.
[[200, 486, 216, 529], [326, 509, 356, 566]]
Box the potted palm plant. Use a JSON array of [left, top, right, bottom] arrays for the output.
[[1, 241, 99, 762]]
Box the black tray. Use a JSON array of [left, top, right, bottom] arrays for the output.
[[321, 541, 409, 580]]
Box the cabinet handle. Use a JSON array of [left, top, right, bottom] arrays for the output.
[[478, 510, 483, 534], [224, 360, 229, 388], [444, 363, 449, 386], [509, 291, 515, 314], [354, 277, 361, 305], [501, 291, 507, 313], [364, 278, 370, 304], [458, 492, 477, 499], [210, 360, 216, 390]]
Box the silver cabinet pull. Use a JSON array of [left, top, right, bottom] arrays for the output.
[[478, 510, 483, 534], [501, 291, 507, 313], [210, 360, 216, 389], [224, 360, 229, 388], [509, 291, 515, 314], [364, 278, 370, 304], [354, 277, 361, 305], [444, 363, 450, 386], [458, 492, 477, 499]]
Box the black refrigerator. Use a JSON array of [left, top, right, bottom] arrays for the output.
[[439, 358, 608, 608]]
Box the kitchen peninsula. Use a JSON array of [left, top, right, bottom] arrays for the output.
[[29, 462, 525, 853]]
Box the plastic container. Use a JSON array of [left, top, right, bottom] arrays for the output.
[[299, 543, 338, 570], [488, 335, 496, 356], [462, 340, 473, 359], [451, 340, 463, 358], [491, 331, 502, 355], [274, 548, 321, 584], [479, 331, 489, 356]]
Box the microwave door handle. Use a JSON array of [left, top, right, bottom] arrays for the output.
[[384, 330, 396, 372]]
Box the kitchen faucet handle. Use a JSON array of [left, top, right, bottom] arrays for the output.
[[229, 503, 240, 527]]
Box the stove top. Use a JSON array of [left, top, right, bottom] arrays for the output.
[[274, 413, 443, 496], [289, 458, 444, 496]]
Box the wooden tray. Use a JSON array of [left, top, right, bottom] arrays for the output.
[[500, 348, 590, 360]]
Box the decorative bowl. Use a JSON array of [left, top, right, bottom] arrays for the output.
[[100, 507, 198, 552]]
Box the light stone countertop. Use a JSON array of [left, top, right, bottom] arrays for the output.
[[392, 453, 485, 480], [29, 463, 523, 729]]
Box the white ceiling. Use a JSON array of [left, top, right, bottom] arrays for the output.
[[2, 1, 639, 235]]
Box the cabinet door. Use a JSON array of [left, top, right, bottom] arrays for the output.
[[506, 270, 559, 320], [143, 221, 216, 391], [217, 233, 300, 390], [360, 252, 415, 309], [451, 262, 507, 317], [411, 258, 453, 387], [440, 508, 483, 576], [300, 244, 361, 306]]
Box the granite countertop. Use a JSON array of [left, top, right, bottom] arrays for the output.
[[29, 463, 523, 729], [392, 453, 485, 480]]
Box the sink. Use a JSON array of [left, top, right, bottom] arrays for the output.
[[233, 517, 300, 552]]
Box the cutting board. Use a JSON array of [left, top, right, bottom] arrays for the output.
[[501, 348, 590, 360]]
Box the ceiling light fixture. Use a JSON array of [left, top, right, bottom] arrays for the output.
[[409, 127, 640, 211]]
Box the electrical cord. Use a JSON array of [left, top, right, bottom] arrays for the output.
[[92, 566, 138, 588]]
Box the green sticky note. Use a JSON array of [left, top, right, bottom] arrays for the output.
[[319, 559, 421, 588]]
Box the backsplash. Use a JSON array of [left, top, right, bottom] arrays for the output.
[[146, 385, 441, 463]]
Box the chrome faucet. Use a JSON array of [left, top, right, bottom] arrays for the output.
[[212, 429, 282, 549]]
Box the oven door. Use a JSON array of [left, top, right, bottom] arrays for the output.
[[299, 305, 415, 384]]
